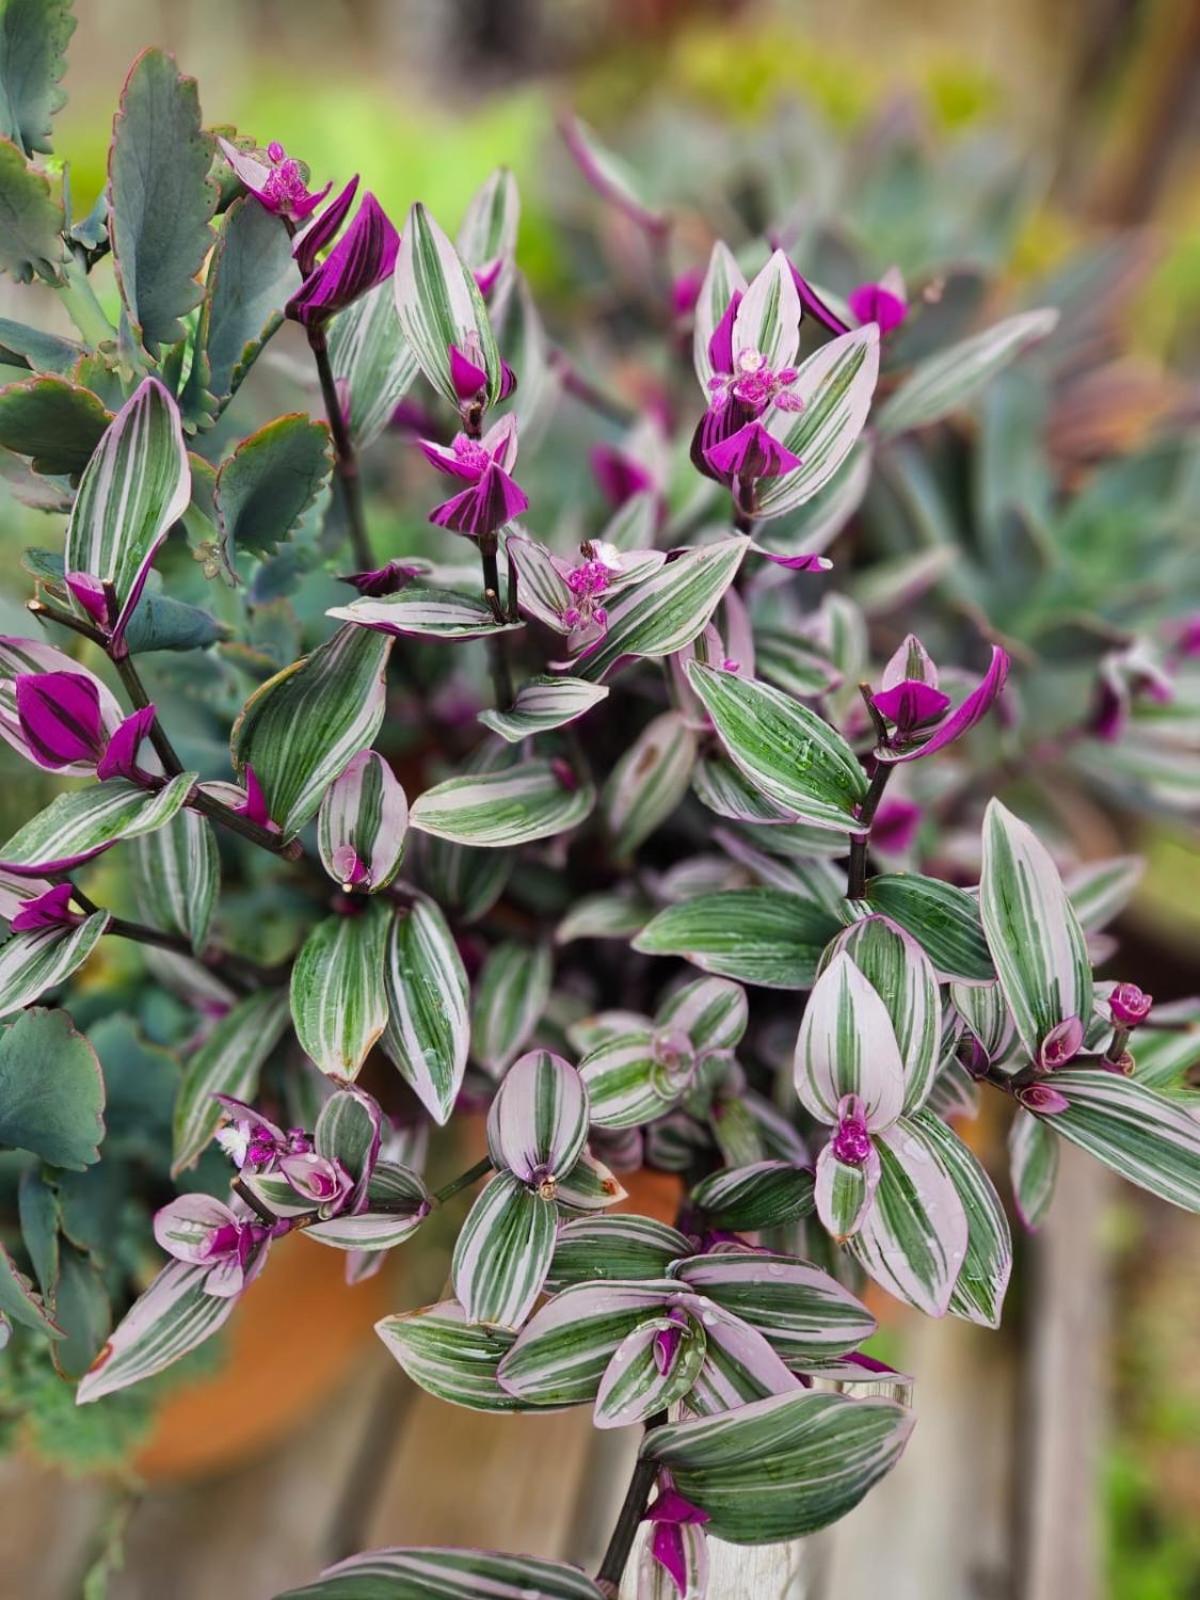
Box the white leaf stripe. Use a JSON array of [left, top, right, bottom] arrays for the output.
[[75, 1262, 238, 1404], [376, 1299, 522, 1413], [877, 308, 1059, 435], [410, 759, 595, 848], [394, 202, 503, 408], [329, 587, 525, 641], [980, 800, 1093, 1056], [171, 988, 290, 1172], [825, 916, 942, 1114], [478, 675, 609, 743], [758, 327, 880, 519], [0, 912, 109, 1021], [232, 625, 392, 836], [64, 376, 191, 644], [0, 773, 197, 875], [634, 887, 840, 990], [275, 1547, 605, 1600], [381, 899, 469, 1125], [290, 903, 389, 1079], [1039, 1069, 1200, 1213], [690, 1161, 815, 1229], [913, 1110, 1011, 1329], [1008, 1107, 1059, 1230], [496, 1280, 678, 1404], [133, 806, 218, 953], [674, 1253, 876, 1365], [328, 278, 417, 450], [574, 538, 747, 683], [601, 711, 696, 856], [470, 941, 552, 1076], [686, 663, 867, 831], [451, 1171, 557, 1329], [317, 749, 408, 893], [547, 1216, 690, 1291]]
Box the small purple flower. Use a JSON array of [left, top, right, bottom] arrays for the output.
[[590, 443, 655, 509], [286, 193, 400, 327], [278, 1151, 355, 1212], [214, 1096, 311, 1172], [644, 1486, 710, 1599], [1110, 983, 1153, 1027], [873, 638, 1011, 764], [218, 137, 331, 224], [419, 415, 529, 540], [1017, 1082, 1070, 1115], [292, 175, 360, 277], [830, 1094, 874, 1166], [1038, 1016, 1084, 1072], [847, 268, 908, 335], [338, 560, 426, 598], [703, 419, 802, 486], [1089, 640, 1175, 743], [9, 882, 85, 933], [154, 1194, 271, 1298], [15, 671, 106, 769]]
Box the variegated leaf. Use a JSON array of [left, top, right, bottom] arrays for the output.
[[601, 710, 696, 857], [555, 888, 652, 944], [471, 941, 553, 1077], [328, 278, 417, 450], [554, 1148, 626, 1212], [172, 988, 290, 1172], [63, 376, 191, 647], [848, 1116, 969, 1317], [275, 1547, 605, 1600], [547, 1216, 691, 1292], [657, 975, 748, 1052], [231, 625, 392, 837], [0, 911, 108, 1021], [451, 1170, 557, 1329], [496, 1279, 675, 1405], [864, 873, 995, 984], [573, 538, 748, 683], [950, 980, 1017, 1064], [478, 675, 608, 743], [686, 662, 867, 832], [75, 1261, 238, 1404], [980, 800, 1093, 1059], [328, 586, 525, 641], [757, 326, 880, 519], [822, 916, 942, 1113], [693, 239, 746, 392], [305, 1162, 429, 1252], [376, 1299, 521, 1413], [877, 308, 1059, 435], [132, 805, 218, 953], [794, 951, 906, 1126], [381, 898, 469, 1125], [1008, 1107, 1058, 1230], [290, 902, 390, 1079], [690, 1161, 815, 1230], [457, 166, 520, 320], [1065, 854, 1144, 934], [913, 1110, 1011, 1328], [674, 1252, 876, 1367], [486, 1049, 588, 1184], [394, 201, 503, 408], [640, 1388, 913, 1544], [634, 888, 840, 989], [733, 249, 801, 372], [595, 1313, 707, 1428], [410, 758, 595, 848], [317, 749, 408, 894], [0, 773, 196, 876], [579, 1027, 667, 1129]]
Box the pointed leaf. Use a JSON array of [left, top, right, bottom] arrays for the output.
[[328, 587, 524, 642], [579, 1027, 666, 1129], [376, 1299, 521, 1413], [478, 675, 608, 743], [172, 987, 290, 1172], [824, 915, 942, 1113], [497, 1280, 676, 1405], [690, 1161, 815, 1231], [329, 277, 417, 450], [76, 1261, 236, 1403], [317, 749, 408, 893], [274, 1547, 605, 1600], [794, 951, 906, 1126], [471, 941, 552, 1076], [674, 1252, 876, 1367], [913, 1110, 1011, 1328], [486, 1049, 588, 1183], [0, 911, 107, 1021], [410, 758, 594, 848], [0, 773, 196, 875], [394, 201, 503, 408], [291, 902, 390, 1079], [634, 888, 840, 989], [381, 898, 469, 1125], [595, 1313, 707, 1428], [451, 1170, 557, 1329], [1008, 1107, 1058, 1230], [863, 873, 995, 984], [951, 980, 1016, 1064], [601, 710, 696, 856], [656, 975, 748, 1052], [693, 239, 746, 392], [547, 1216, 690, 1292], [132, 805, 218, 954], [877, 309, 1059, 435]]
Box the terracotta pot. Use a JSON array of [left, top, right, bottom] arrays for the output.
[[615, 1166, 685, 1226], [134, 1232, 392, 1483]]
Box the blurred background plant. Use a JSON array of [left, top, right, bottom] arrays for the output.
[[0, 2, 1198, 1597]]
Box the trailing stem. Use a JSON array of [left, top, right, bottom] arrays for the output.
[[846, 760, 893, 900], [595, 1413, 667, 1592], [308, 323, 374, 572]]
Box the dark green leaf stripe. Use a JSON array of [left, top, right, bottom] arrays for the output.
[[291, 903, 389, 1078], [865, 873, 995, 983], [674, 1252, 876, 1365], [546, 1217, 690, 1292], [382, 899, 469, 1125], [634, 888, 840, 989], [690, 1161, 815, 1230], [497, 1280, 677, 1404], [172, 988, 290, 1172]]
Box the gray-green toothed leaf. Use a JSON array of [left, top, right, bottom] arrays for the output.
[[0, 0, 75, 156], [0, 375, 109, 474], [172, 987, 290, 1172], [634, 888, 840, 989], [0, 136, 64, 283], [0, 1007, 104, 1168], [381, 899, 469, 1126], [291, 902, 390, 1079], [214, 413, 332, 564], [410, 758, 595, 848]]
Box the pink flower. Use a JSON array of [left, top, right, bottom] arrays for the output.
[[153, 1195, 271, 1298], [847, 268, 908, 335], [1109, 983, 1153, 1027], [218, 137, 331, 224], [1038, 1016, 1084, 1072], [419, 416, 528, 539]]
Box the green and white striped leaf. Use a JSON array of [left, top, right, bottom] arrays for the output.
[[381, 899, 469, 1125], [547, 1216, 690, 1292], [692, 754, 797, 824], [657, 975, 748, 1051], [232, 625, 392, 837], [394, 201, 503, 408], [554, 1149, 626, 1213], [734, 249, 801, 371], [410, 759, 595, 848], [794, 951, 906, 1126], [634, 888, 840, 990], [305, 1162, 430, 1251], [376, 1299, 521, 1413], [848, 1116, 969, 1317], [171, 988, 290, 1172], [133, 806, 218, 954], [823, 916, 942, 1113], [290, 902, 390, 1079], [470, 940, 553, 1077], [275, 1546, 605, 1600], [457, 166, 520, 319], [1034, 1070, 1200, 1212], [496, 1280, 675, 1405], [690, 1161, 815, 1230], [579, 1027, 668, 1129], [640, 1388, 913, 1544], [877, 308, 1059, 436], [674, 1253, 876, 1367], [950, 980, 1016, 1064], [864, 873, 995, 984], [451, 1171, 557, 1329], [1065, 855, 1144, 933], [1008, 1107, 1058, 1230], [573, 538, 747, 683], [755, 628, 843, 699], [0, 911, 108, 1021], [555, 888, 651, 944], [63, 376, 191, 647], [486, 1050, 588, 1183], [0, 773, 196, 876], [595, 1313, 707, 1428], [478, 675, 608, 743], [693, 240, 746, 391], [601, 711, 696, 857], [317, 750, 408, 894], [75, 1262, 237, 1404], [328, 278, 417, 450], [913, 1110, 1011, 1328], [329, 586, 524, 642], [980, 799, 1093, 1059], [757, 326, 880, 519], [686, 663, 867, 832]]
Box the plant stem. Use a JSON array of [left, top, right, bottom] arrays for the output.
[[70, 887, 261, 994], [57, 250, 116, 347], [595, 1413, 667, 1592], [308, 324, 374, 572], [459, 408, 517, 710], [432, 1156, 494, 1206], [846, 761, 894, 900]]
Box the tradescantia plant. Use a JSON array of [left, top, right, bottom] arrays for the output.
[[0, 9, 1198, 1597]]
